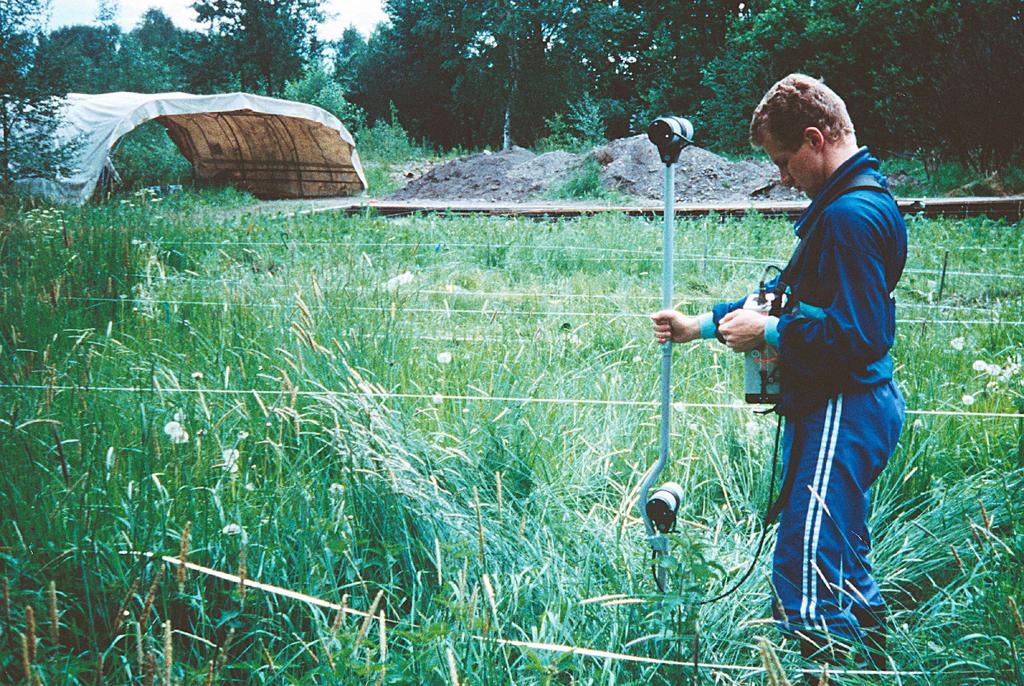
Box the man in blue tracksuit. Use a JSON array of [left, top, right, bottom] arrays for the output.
[[652, 74, 907, 675]]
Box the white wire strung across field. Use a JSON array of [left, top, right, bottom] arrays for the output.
[[129, 272, 1022, 316], [136, 236, 1023, 255], [117, 550, 955, 681], [134, 237, 1024, 281], [65, 296, 1024, 327], [2, 384, 1020, 419]]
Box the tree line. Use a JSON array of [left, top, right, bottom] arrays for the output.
[[3, 0, 1022, 190]]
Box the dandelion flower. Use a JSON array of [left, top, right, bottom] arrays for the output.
[[962, 394, 976, 406], [221, 449, 240, 475], [221, 524, 242, 535], [950, 337, 965, 351], [436, 351, 453, 365]]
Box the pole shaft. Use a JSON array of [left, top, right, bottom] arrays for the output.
[[639, 163, 675, 543]]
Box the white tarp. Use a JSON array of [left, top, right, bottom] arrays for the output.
[[24, 91, 367, 204]]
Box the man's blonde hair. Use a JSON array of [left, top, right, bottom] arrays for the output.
[[749, 74, 855, 151]]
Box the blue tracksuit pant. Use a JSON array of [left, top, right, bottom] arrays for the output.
[[772, 380, 904, 641]]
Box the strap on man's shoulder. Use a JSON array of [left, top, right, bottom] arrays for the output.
[[838, 173, 889, 197]]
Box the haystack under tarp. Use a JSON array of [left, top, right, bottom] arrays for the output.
[[29, 91, 367, 204]]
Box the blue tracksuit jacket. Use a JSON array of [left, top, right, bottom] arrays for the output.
[[696, 148, 908, 640]]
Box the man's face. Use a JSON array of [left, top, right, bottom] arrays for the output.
[[761, 130, 829, 198]]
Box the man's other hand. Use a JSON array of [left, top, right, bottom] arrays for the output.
[[718, 309, 768, 352], [650, 310, 699, 344]]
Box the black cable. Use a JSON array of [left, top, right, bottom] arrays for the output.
[[696, 413, 783, 605], [652, 550, 666, 594]]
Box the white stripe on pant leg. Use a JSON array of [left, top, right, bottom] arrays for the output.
[[800, 398, 835, 624], [808, 393, 844, 626]]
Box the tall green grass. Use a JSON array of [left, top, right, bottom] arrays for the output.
[[1, 194, 1022, 684]]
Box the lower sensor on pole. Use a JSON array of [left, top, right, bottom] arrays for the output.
[[645, 481, 684, 533]]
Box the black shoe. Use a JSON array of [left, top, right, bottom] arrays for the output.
[[799, 633, 849, 685], [851, 604, 889, 670]]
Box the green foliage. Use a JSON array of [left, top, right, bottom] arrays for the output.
[[535, 94, 607, 153], [546, 158, 608, 199], [699, 0, 1024, 167], [283, 65, 366, 129], [192, 0, 325, 95], [356, 104, 435, 194], [0, 0, 79, 190], [110, 121, 194, 190]]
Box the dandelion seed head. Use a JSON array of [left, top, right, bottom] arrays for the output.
[[163, 421, 189, 444], [436, 351, 453, 365], [950, 337, 965, 351], [962, 394, 976, 406], [221, 449, 240, 474]]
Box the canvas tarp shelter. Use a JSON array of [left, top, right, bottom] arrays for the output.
[[24, 91, 367, 204]]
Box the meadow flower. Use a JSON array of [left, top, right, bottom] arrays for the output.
[[912, 418, 924, 430], [384, 271, 414, 289], [163, 421, 189, 444], [220, 449, 240, 475], [191, 371, 204, 380], [329, 483, 344, 494], [238, 431, 249, 440], [437, 351, 453, 365], [221, 524, 242, 535], [431, 393, 444, 404], [962, 394, 976, 406], [972, 360, 988, 372], [950, 337, 965, 351]]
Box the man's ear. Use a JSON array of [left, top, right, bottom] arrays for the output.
[[803, 127, 826, 150]]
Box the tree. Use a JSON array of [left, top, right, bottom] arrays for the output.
[[283, 65, 365, 128], [331, 26, 365, 88], [1, 0, 76, 190], [192, 0, 325, 95]]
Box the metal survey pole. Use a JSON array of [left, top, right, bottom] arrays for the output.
[[640, 116, 692, 591]]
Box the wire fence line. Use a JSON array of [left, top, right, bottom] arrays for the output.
[[63, 296, 1024, 327], [2, 384, 1019, 419], [124, 237, 1024, 281], [128, 273, 1022, 315], [129, 236, 1022, 256]]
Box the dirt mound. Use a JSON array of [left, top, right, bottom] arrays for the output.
[[593, 135, 801, 202], [385, 135, 803, 203]]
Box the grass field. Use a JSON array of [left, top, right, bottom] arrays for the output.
[[1, 190, 1023, 684]]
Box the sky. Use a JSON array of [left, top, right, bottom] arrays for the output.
[[47, 0, 389, 42]]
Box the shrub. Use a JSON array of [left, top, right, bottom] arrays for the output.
[[110, 120, 193, 190]]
